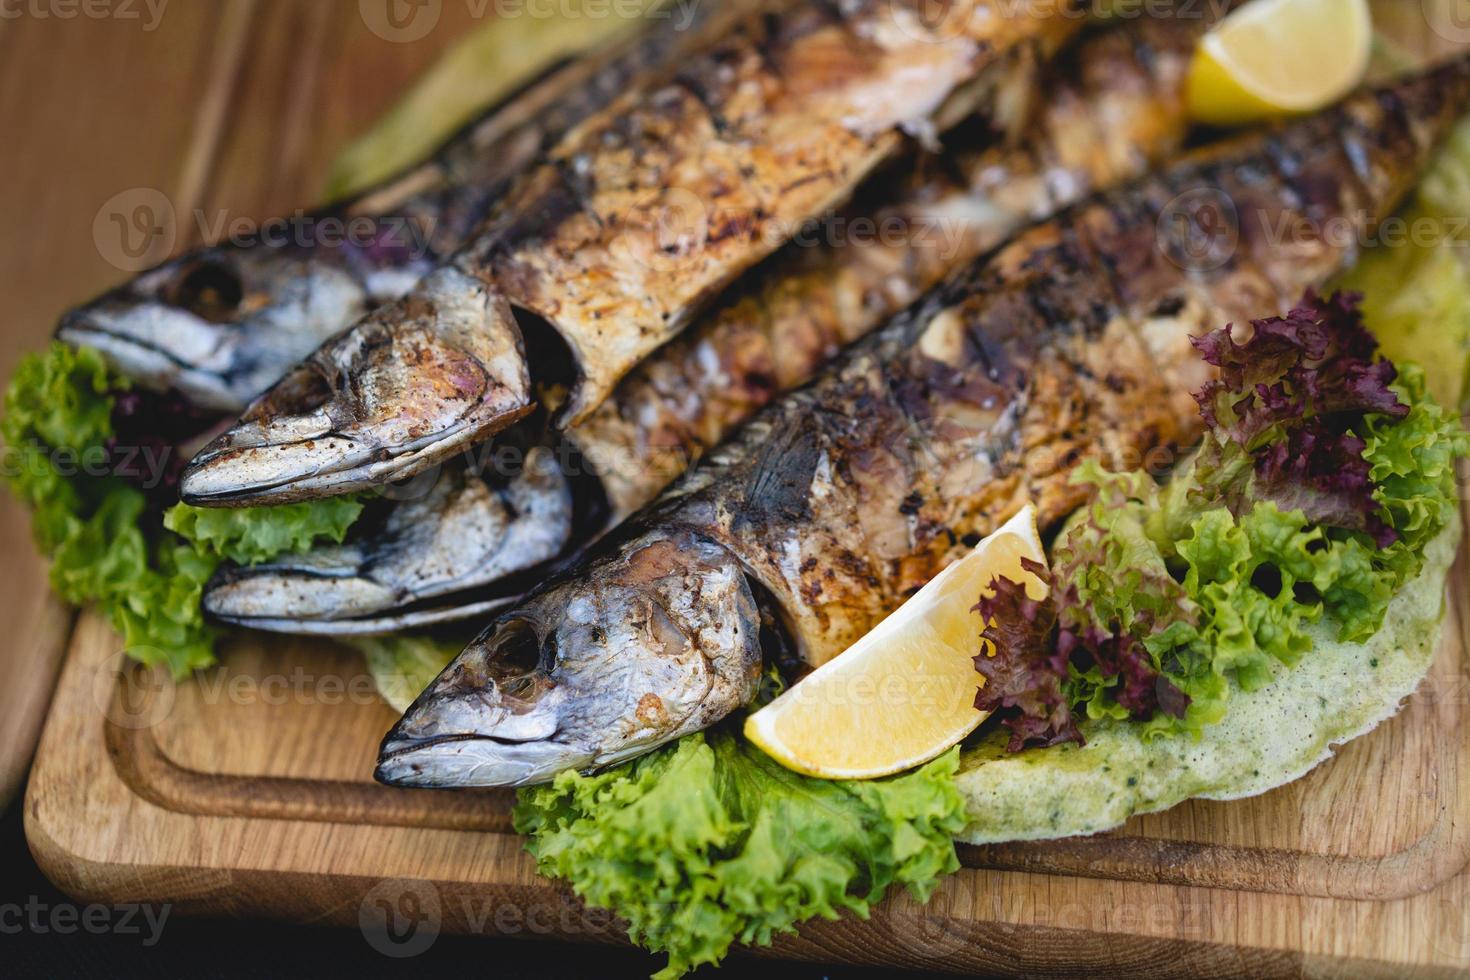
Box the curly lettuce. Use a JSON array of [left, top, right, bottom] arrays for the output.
[[515, 730, 965, 980], [163, 497, 364, 567], [975, 294, 1468, 747], [2, 342, 367, 676], [1189, 291, 1408, 545]]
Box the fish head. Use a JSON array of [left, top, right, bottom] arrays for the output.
[[375, 529, 763, 788], [178, 265, 533, 505], [200, 448, 574, 632], [56, 246, 372, 414]]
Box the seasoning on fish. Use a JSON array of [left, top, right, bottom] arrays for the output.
[[179, 0, 1087, 507], [376, 56, 1470, 788], [56, 4, 731, 415], [203, 8, 1218, 634]]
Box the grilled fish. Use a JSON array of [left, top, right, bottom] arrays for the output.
[[203, 9, 1219, 634], [376, 57, 1470, 788], [179, 0, 1086, 506], [56, 1, 738, 416]]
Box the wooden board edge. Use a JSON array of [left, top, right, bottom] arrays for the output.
[[23, 841, 1470, 980], [0, 593, 74, 812]]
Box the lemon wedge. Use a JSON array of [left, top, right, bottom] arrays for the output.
[[744, 505, 1048, 780], [1187, 0, 1372, 126]]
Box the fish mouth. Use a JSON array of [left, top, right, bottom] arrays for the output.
[[204, 578, 523, 636], [374, 615, 584, 788], [372, 531, 767, 788], [56, 302, 246, 414], [198, 447, 579, 634], [179, 267, 534, 507], [374, 731, 586, 789]]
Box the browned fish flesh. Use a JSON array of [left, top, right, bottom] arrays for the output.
[[569, 8, 1224, 523], [180, 0, 1088, 506], [376, 56, 1470, 787]]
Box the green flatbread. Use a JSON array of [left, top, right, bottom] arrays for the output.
[[954, 515, 1461, 845]]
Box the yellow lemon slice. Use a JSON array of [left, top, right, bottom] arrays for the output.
[[1187, 0, 1372, 126], [744, 505, 1048, 780]]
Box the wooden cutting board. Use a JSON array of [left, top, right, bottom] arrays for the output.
[[23, 499, 1470, 976], [15, 1, 1470, 976]]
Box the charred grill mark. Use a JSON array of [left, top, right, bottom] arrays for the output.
[[736, 411, 824, 529], [464, 2, 1088, 431], [806, 0, 848, 28], [560, 8, 1233, 533], [670, 73, 731, 137], [719, 66, 1470, 660]]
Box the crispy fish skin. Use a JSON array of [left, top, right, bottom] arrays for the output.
[[180, 0, 1087, 506], [476, 0, 1087, 428], [205, 9, 1217, 634], [569, 11, 1213, 522], [376, 57, 1470, 788], [57, 6, 723, 415]]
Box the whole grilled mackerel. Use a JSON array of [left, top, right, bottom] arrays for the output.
[[203, 9, 1219, 635], [58, 2, 739, 416], [181, 0, 1087, 506], [376, 56, 1470, 788]]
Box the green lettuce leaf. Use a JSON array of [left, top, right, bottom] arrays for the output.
[[514, 730, 966, 979], [2, 342, 370, 676], [1008, 350, 1466, 746], [163, 497, 365, 566], [1362, 366, 1470, 591]]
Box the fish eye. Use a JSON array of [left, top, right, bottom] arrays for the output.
[[171, 260, 244, 322], [489, 619, 543, 677]]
